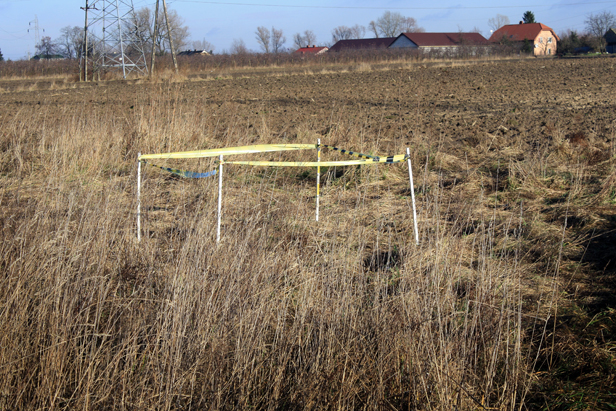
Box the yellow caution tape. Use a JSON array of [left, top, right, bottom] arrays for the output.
[[139, 144, 316, 160], [140, 143, 407, 168], [320, 144, 381, 161], [225, 156, 407, 167]]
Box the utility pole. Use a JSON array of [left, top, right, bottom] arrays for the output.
[[149, 0, 160, 76], [81, 0, 90, 81], [162, 0, 178, 74]]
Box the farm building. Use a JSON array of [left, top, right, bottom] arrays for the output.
[[605, 28, 616, 53], [177, 50, 210, 56], [329, 37, 396, 52], [294, 46, 328, 55], [489, 22, 559, 56], [389, 32, 489, 55], [31, 54, 64, 60]]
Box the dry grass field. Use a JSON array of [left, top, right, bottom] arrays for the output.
[[0, 55, 615, 410]]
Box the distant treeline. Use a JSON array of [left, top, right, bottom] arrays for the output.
[[0, 45, 526, 79]]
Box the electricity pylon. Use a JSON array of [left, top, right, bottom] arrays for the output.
[[84, 0, 148, 79]]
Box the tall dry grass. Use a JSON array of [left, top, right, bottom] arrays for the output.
[[0, 78, 557, 409]]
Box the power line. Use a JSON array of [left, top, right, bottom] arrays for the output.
[[172, 0, 616, 10]]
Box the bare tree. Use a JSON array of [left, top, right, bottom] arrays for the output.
[[293, 33, 303, 49], [128, 7, 153, 50], [331, 24, 365, 43], [303, 30, 317, 46], [230, 38, 248, 54], [158, 8, 189, 53], [488, 14, 510, 33], [293, 33, 306, 49], [271, 27, 286, 53], [585, 11, 616, 52], [350, 24, 366, 39], [192, 38, 214, 53], [294, 30, 317, 48], [332, 26, 351, 42], [369, 11, 423, 38], [35, 36, 59, 57], [400, 17, 424, 33], [130, 7, 189, 56], [255, 26, 271, 53], [368, 21, 379, 38], [57, 26, 84, 59]]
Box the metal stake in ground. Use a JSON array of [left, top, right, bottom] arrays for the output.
[[217, 155, 223, 243], [316, 138, 321, 222], [407, 147, 419, 245], [137, 152, 141, 242]]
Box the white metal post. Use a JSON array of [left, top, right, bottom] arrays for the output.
[[216, 154, 223, 243], [137, 153, 141, 242], [407, 148, 419, 245], [316, 139, 321, 222]]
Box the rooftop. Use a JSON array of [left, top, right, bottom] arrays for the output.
[[396, 32, 489, 47], [294, 46, 328, 54], [329, 38, 396, 52], [489, 23, 560, 42]]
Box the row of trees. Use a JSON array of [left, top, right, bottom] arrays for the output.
[[249, 11, 425, 53], [34, 26, 84, 58], [29, 6, 194, 60], [255, 26, 286, 53]]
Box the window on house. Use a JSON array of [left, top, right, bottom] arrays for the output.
[[539, 37, 543, 43], [548, 37, 553, 43], [548, 48, 551, 54]]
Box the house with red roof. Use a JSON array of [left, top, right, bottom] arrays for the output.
[[294, 45, 328, 55], [389, 32, 489, 55], [489, 22, 559, 56]]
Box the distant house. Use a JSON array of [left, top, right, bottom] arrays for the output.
[[605, 28, 616, 53], [31, 54, 64, 61], [489, 22, 559, 56], [389, 32, 489, 54], [294, 45, 328, 55], [329, 37, 396, 52], [177, 49, 210, 56]]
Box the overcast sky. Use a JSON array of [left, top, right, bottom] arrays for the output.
[[0, 0, 614, 60]]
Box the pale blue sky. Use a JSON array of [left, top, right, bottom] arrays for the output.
[[0, 0, 614, 60]]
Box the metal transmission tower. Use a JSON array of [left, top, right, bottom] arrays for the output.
[[28, 15, 42, 46], [85, 0, 148, 79]]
